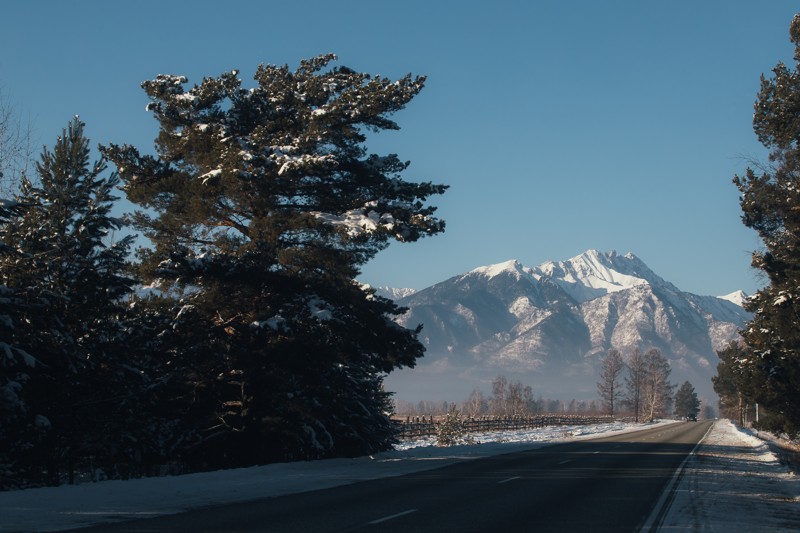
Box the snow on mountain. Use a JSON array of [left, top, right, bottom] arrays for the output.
[[469, 259, 536, 282], [719, 290, 748, 307], [385, 250, 751, 404], [531, 249, 674, 303], [372, 286, 417, 300]]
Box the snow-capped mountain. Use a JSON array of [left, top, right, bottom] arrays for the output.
[[373, 286, 417, 300], [384, 250, 750, 404], [719, 290, 748, 307], [531, 250, 670, 302]]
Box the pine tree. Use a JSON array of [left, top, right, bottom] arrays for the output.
[[673, 381, 700, 420], [436, 405, 472, 447], [101, 55, 447, 466], [733, 14, 800, 437], [0, 118, 136, 485], [0, 198, 39, 488], [713, 341, 752, 424], [597, 348, 625, 417]]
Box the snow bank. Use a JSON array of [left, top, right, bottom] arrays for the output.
[[659, 419, 800, 531], [0, 420, 667, 532], [1, 419, 796, 532]]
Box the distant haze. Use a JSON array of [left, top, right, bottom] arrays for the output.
[[384, 250, 749, 404]]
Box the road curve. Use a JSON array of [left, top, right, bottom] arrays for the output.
[[72, 421, 712, 532]]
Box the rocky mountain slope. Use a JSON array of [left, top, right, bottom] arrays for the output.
[[384, 250, 750, 404]]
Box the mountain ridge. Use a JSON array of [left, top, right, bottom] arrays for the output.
[[384, 250, 750, 405]]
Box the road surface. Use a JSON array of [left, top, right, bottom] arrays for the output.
[[73, 421, 712, 532]]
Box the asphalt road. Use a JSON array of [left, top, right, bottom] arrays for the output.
[[72, 421, 712, 532]]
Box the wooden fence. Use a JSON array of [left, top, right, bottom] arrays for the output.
[[393, 414, 613, 440]]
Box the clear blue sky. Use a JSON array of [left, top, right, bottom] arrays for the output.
[[2, 1, 796, 297]]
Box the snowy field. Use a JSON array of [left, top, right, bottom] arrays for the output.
[[0, 419, 797, 532]]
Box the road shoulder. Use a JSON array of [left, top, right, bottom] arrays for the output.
[[658, 419, 800, 532]]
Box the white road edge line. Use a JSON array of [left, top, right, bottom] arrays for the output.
[[369, 509, 418, 525], [639, 423, 714, 533], [558, 459, 572, 465], [498, 476, 521, 484]]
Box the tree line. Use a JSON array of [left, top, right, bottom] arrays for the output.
[[596, 348, 673, 421], [714, 13, 800, 439], [0, 55, 447, 489], [394, 375, 603, 417], [396, 366, 703, 423], [595, 347, 700, 422]]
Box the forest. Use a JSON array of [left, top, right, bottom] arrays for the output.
[[0, 56, 447, 489]]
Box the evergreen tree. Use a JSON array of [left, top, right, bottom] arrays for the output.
[[0, 198, 39, 488], [712, 341, 752, 424], [733, 14, 800, 437], [597, 348, 625, 417], [673, 381, 700, 420], [436, 404, 472, 447], [101, 55, 447, 466], [0, 118, 135, 485]]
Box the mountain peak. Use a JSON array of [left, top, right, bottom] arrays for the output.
[[373, 286, 417, 300], [469, 259, 529, 280], [387, 248, 752, 404], [719, 290, 748, 307], [532, 249, 655, 303]]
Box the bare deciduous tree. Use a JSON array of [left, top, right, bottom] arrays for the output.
[[490, 375, 508, 415], [624, 349, 646, 422], [489, 375, 534, 416], [597, 348, 625, 417], [641, 348, 674, 421], [462, 388, 487, 417], [0, 88, 33, 194]]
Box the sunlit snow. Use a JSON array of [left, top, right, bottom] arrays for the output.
[[719, 290, 749, 307], [313, 203, 396, 237], [470, 259, 533, 281], [1, 420, 796, 532], [534, 250, 651, 303]]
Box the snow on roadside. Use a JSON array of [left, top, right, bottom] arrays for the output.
[[1, 419, 795, 532], [0, 420, 670, 532], [392, 419, 673, 451], [660, 419, 800, 531]]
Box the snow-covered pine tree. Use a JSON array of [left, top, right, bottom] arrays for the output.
[[733, 14, 800, 437], [0, 118, 136, 485], [436, 405, 471, 447], [102, 55, 447, 467]]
